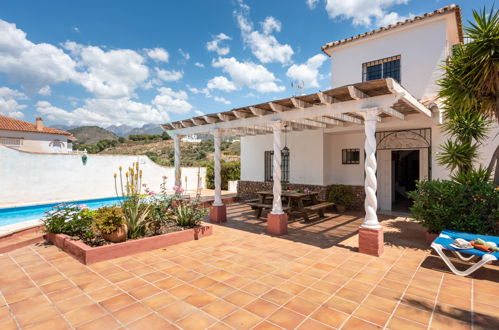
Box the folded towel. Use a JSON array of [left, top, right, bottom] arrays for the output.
[[470, 241, 495, 253]]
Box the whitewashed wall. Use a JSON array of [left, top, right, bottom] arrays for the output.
[[0, 129, 70, 153], [329, 15, 461, 102], [0, 146, 206, 207]]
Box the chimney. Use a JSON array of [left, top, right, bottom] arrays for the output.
[[35, 117, 43, 131]]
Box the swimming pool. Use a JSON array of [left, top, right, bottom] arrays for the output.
[[0, 197, 124, 227]]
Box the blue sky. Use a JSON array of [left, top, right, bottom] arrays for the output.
[[0, 0, 492, 128]]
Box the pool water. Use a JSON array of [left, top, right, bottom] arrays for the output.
[[0, 197, 124, 227]]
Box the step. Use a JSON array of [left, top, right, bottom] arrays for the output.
[[0, 227, 44, 254]]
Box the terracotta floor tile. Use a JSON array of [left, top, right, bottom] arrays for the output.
[[142, 292, 176, 310], [86, 285, 122, 302], [177, 311, 216, 330], [394, 303, 432, 325], [0, 317, 17, 330], [47, 286, 82, 302], [100, 293, 136, 312], [154, 276, 183, 290], [342, 316, 381, 330], [4, 287, 41, 304], [128, 312, 172, 330], [387, 316, 427, 330], [241, 282, 271, 296], [116, 277, 148, 291], [244, 298, 280, 318], [157, 300, 196, 321], [311, 306, 348, 328], [335, 287, 367, 303], [64, 304, 107, 326], [129, 284, 161, 300], [224, 290, 256, 307], [353, 305, 390, 327], [10, 295, 49, 315], [168, 284, 201, 299], [185, 292, 218, 308], [430, 313, 471, 330], [268, 307, 305, 328], [112, 302, 151, 324], [252, 320, 283, 330], [202, 299, 238, 319], [76, 315, 121, 330], [362, 294, 398, 313], [222, 309, 262, 329], [297, 318, 334, 329], [190, 276, 218, 289], [24, 315, 69, 330], [262, 289, 292, 305], [284, 296, 319, 316], [15, 305, 61, 328]]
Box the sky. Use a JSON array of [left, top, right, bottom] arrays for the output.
[[0, 0, 493, 128]]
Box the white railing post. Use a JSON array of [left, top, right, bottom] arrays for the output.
[[213, 129, 223, 206], [361, 109, 380, 229], [271, 122, 283, 215], [173, 134, 181, 188]]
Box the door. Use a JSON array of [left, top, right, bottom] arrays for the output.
[[377, 150, 392, 211]]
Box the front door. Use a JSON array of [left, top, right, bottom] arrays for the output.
[[391, 150, 419, 211]]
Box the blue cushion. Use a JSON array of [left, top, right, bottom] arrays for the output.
[[433, 229, 499, 258]]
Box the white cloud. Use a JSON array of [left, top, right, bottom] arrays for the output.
[[306, 0, 320, 9], [0, 20, 78, 93], [213, 96, 231, 105], [320, 0, 411, 27], [286, 54, 328, 88], [212, 57, 285, 93], [178, 49, 190, 61], [155, 68, 183, 82], [207, 76, 237, 92], [146, 48, 169, 62], [0, 87, 27, 118], [38, 86, 51, 96], [152, 87, 193, 114], [36, 97, 172, 128], [67, 43, 149, 98], [206, 33, 231, 56], [194, 110, 204, 116], [235, 2, 293, 64], [194, 62, 205, 68]]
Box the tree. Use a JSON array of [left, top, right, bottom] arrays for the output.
[[438, 7, 499, 184]]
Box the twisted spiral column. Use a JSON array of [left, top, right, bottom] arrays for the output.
[[271, 122, 284, 215], [362, 109, 381, 229], [173, 134, 181, 188], [213, 129, 223, 206]]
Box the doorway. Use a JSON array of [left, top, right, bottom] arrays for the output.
[[392, 150, 419, 211]]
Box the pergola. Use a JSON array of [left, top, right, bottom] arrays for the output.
[[161, 78, 432, 256]]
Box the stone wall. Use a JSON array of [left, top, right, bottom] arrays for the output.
[[237, 180, 365, 210]]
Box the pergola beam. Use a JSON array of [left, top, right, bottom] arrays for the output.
[[291, 97, 311, 109], [386, 78, 432, 117], [232, 110, 248, 119], [380, 107, 405, 120], [311, 116, 344, 127], [191, 118, 205, 126], [217, 113, 233, 122], [291, 119, 326, 129], [317, 92, 337, 104], [330, 113, 363, 124], [348, 86, 368, 100], [203, 115, 219, 124], [268, 102, 291, 112], [249, 106, 271, 117]]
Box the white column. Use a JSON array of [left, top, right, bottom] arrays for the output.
[[213, 129, 223, 206], [271, 122, 283, 215], [362, 109, 381, 229], [173, 134, 181, 188]]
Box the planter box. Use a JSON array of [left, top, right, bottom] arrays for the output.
[[45, 223, 212, 265]]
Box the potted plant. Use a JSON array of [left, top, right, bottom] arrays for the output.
[[93, 206, 127, 243], [328, 185, 356, 212]]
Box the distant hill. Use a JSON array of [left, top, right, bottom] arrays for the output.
[[69, 126, 119, 144], [106, 123, 164, 137]]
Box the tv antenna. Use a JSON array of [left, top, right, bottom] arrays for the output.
[[291, 80, 304, 96]]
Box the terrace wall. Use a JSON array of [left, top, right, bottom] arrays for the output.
[[0, 146, 206, 207]]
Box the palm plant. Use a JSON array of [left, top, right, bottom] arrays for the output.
[[438, 6, 499, 183]]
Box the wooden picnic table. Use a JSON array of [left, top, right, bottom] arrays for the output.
[[248, 190, 333, 222]]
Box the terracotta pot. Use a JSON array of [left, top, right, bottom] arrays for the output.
[[336, 205, 346, 212], [102, 225, 128, 243], [425, 231, 439, 245]]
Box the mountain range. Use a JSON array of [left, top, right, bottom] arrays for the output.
[[52, 123, 164, 137]]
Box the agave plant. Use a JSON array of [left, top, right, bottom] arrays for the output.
[[114, 162, 150, 239]]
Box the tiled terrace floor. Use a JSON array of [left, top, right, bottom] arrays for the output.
[[0, 203, 498, 329]]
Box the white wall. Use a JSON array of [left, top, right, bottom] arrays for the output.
[[0, 129, 69, 153], [241, 130, 324, 185], [329, 16, 459, 101], [323, 132, 364, 186], [0, 146, 206, 207]]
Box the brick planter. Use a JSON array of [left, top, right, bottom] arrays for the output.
[[45, 223, 212, 265]]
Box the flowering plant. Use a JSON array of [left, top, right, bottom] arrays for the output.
[[42, 204, 94, 239]]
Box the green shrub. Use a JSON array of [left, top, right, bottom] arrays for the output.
[[206, 160, 240, 190], [173, 201, 207, 227], [42, 204, 94, 239], [327, 185, 356, 208], [408, 180, 499, 234], [93, 206, 124, 234]]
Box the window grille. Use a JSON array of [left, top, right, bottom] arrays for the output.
[[0, 137, 23, 148], [264, 150, 290, 182], [362, 55, 401, 83], [342, 149, 360, 164]]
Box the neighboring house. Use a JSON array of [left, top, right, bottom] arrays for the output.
[[0, 115, 75, 153], [162, 5, 498, 213], [182, 135, 202, 143]]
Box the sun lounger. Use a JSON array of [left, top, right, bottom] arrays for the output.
[[431, 229, 498, 276]]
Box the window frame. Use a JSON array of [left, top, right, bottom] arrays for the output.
[[362, 55, 401, 83], [342, 148, 361, 165], [264, 150, 290, 182], [0, 136, 23, 148]]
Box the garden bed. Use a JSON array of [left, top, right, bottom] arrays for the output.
[[45, 223, 212, 265]]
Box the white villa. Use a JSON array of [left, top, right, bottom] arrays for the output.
[[0, 115, 75, 153], [162, 5, 498, 256]]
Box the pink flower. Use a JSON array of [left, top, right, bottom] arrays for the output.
[[173, 185, 184, 193], [78, 204, 88, 209], [148, 191, 156, 195]]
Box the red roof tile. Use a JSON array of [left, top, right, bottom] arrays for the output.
[[0, 115, 71, 136]]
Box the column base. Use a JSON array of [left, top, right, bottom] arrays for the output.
[[209, 205, 227, 223], [267, 213, 288, 236], [358, 227, 384, 257]]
